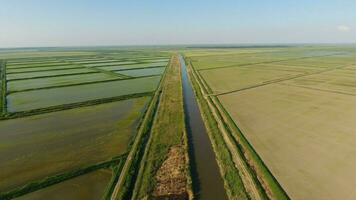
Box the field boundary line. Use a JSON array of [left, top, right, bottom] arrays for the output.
[[7, 71, 99, 81], [8, 75, 162, 94], [197, 52, 346, 71], [0, 92, 153, 120], [0, 60, 7, 115], [0, 154, 127, 200], [277, 82, 356, 97], [6, 62, 73, 70], [5, 54, 95, 62], [214, 64, 352, 96], [56, 58, 130, 79], [112, 65, 166, 72], [6, 66, 87, 74]]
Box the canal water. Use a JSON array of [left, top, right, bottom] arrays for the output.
[[179, 55, 228, 200]]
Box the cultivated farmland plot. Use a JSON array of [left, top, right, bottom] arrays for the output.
[[3, 46, 356, 200], [7, 76, 160, 112], [0, 48, 171, 199], [186, 46, 356, 200], [16, 169, 113, 200]]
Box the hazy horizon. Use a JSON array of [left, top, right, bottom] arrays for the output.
[[1, 0, 356, 48]]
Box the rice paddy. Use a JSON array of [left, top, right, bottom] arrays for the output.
[[16, 169, 113, 200], [0, 48, 170, 199], [185, 46, 356, 200], [3, 45, 356, 200]]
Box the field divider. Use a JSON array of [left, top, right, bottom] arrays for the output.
[[7, 71, 100, 81], [198, 52, 346, 71], [7, 74, 162, 94], [6, 62, 73, 70], [188, 57, 290, 199], [7, 60, 61, 66], [55, 58, 130, 79], [101, 159, 126, 200], [110, 56, 172, 200], [112, 65, 166, 72], [6, 55, 94, 64], [0, 60, 7, 115], [277, 82, 356, 96], [6, 66, 88, 74], [0, 154, 128, 200], [214, 63, 351, 97], [1, 92, 153, 120]]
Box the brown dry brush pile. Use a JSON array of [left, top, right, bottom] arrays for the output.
[[152, 146, 188, 200]]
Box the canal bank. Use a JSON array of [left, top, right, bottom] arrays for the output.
[[179, 55, 228, 200]]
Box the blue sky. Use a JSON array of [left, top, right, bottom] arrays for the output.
[[0, 0, 355, 47]]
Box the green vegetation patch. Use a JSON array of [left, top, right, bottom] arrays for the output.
[[83, 61, 138, 67], [6, 68, 95, 81], [6, 62, 71, 69], [99, 62, 168, 71], [117, 67, 165, 77], [7, 76, 160, 112], [15, 169, 113, 200], [6, 64, 84, 74], [0, 60, 6, 115], [0, 97, 148, 193], [7, 73, 119, 93], [134, 55, 191, 199]]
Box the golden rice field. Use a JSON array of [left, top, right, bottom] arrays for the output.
[[187, 46, 356, 200]]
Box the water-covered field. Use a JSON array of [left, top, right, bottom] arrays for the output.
[[0, 48, 170, 199]]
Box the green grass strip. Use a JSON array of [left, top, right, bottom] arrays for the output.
[[111, 58, 170, 200], [6, 66, 86, 74], [0, 154, 127, 200], [102, 159, 126, 200], [7, 71, 99, 81], [0, 60, 7, 116], [8, 74, 161, 94], [131, 55, 190, 200]]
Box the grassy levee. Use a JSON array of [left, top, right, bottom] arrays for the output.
[[101, 159, 126, 200], [0, 60, 7, 115], [188, 57, 290, 200], [183, 56, 249, 200], [6, 62, 73, 69], [56, 57, 132, 79], [0, 92, 153, 120], [8, 71, 99, 81], [6, 66, 86, 74], [0, 154, 127, 200], [7, 77, 122, 94], [131, 55, 192, 200], [7, 74, 162, 94], [109, 57, 170, 200], [113, 65, 166, 72]]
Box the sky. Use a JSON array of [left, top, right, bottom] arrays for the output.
[[0, 0, 355, 47]]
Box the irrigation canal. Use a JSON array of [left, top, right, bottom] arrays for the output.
[[179, 55, 228, 200]]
